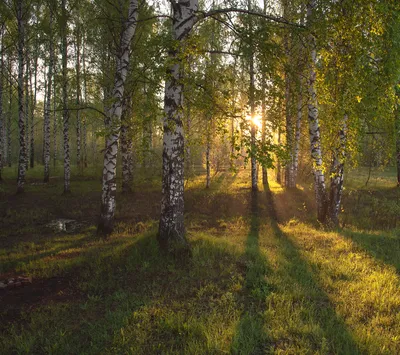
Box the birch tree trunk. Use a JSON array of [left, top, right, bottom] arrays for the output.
[[328, 114, 348, 226], [53, 64, 57, 168], [206, 132, 211, 188], [293, 82, 303, 184], [30, 48, 37, 169], [24, 50, 30, 170], [307, 0, 327, 222], [82, 35, 88, 168], [16, 0, 26, 193], [158, 0, 198, 253], [248, 0, 258, 191], [276, 127, 282, 184], [261, 79, 268, 186], [0, 24, 4, 181], [395, 98, 400, 186], [44, 6, 54, 183], [7, 57, 11, 167], [75, 24, 81, 169], [61, 0, 71, 194], [98, 0, 139, 235]]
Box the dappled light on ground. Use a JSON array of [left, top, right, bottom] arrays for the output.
[[1, 169, 399, 353]]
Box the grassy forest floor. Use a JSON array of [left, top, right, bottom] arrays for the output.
[[0, 166, 399, 354]]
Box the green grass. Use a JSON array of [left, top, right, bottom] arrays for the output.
[[0, 166, 399, 354]]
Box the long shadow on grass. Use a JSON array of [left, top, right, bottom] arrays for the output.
[[341, 229, 400, 274], [263, 187, 361, 354], [231, 191, 273, 354]]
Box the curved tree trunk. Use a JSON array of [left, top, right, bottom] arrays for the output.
[[44, 7, 54, 183], [158, 0, 198, 254], [16, 0, 26, 193], [307, 0, 327, 222], [98, 0, 139, 235]]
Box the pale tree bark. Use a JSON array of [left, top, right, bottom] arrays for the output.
[[276, 127, 282, 184], [44, 5, 54, 183], [53, 64, 57, 168], [261, 78, 268, 186], [61, 0, 71, 194], [395, 96, 400, 187], [307, 0, 327, 222], [16, 0, 26, 193], [248, 0, 258, 191], [0, 24, 4, 181], [98, 0, 139, 235], [205, 131, 211, 188], [24, 49, 30, 170], [158, 0, 198, 253], [30, 46, 37, 169], [75, 24, 81, 169], [82, 34, 88, 168], [7, 57, 12, 168], [328, 114, 348, 226], [293, 82, 303, 184]]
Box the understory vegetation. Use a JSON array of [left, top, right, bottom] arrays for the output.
[[1, 167, 399, 354]]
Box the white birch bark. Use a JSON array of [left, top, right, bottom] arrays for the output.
[[261, 78, 268, 186], [61, 0, 71, 194], [307, 0, 327, 222], [0, 24, 4, 181], [98, 0, 139, 235], [44, 6, 54, 183], [16, 0, 26, 193], [24, 50, 29, 170], [30, 47, 37, 169], [158, 0, 198, 253], [293, 82, 302, 184], [7, 56, 11, 167], [75, 25, 81, 169]]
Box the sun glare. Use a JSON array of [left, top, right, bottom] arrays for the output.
[[246, 114, 263, 130]]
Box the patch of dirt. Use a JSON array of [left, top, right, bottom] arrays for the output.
[[0, 275, 79, 330]]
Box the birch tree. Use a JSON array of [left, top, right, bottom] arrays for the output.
[[16, 0, 26, 193], [44, 2, 54, 183], [97, 0, 139, 235], [158, 0, 198, 253]]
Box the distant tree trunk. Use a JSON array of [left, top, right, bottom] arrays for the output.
[[261, 79, 268, 186], [98, 0, 139, 235], [53, 64, 57, 169], [121, 98, 133, 193], [16, 0, 26, 193], [7, 57, 12, 168], [44, 7, 54, 183], [0, 24, 4, 181], [61, 0, 71, 194], [75, 24, 81, 169], [82, 34, 88, 168], [248, 0, 257, 191], [30, 49, 37, 169], [205, 131, 211, 188], [276, 127, 282, 184], [185, 100, 192, 174], [395, 97, 400, 187], [328, 113, 348, 226], [284, 70, 295, 188], [293, 82, 303, 184], [307, 0, 327, 222], [24, 50, 30, 171], [158, 0, 198, 254]]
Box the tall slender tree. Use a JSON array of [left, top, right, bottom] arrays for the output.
[[98, 0, 139, 235]]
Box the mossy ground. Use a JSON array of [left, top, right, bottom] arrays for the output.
[[0, 165, 399, 354]]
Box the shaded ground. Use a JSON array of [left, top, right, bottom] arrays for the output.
[[0, 167, 399, 354]]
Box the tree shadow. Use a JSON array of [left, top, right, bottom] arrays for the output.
[[259, 187, 361, 354], [231, 191, 273, 354], [341, 229, 400, 275]]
